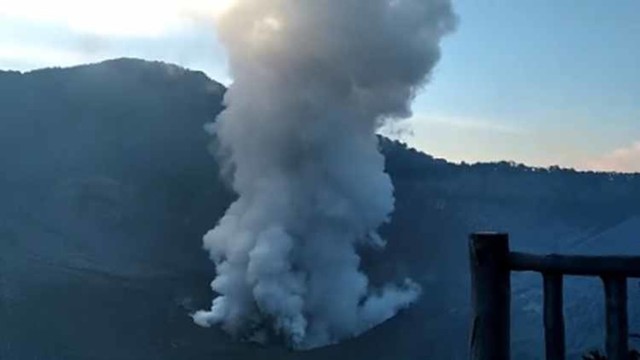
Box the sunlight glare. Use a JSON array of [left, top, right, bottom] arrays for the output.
[[0, 0, 239, 37]]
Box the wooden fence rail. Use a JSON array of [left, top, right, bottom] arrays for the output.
[[469, 232, 639, 360]]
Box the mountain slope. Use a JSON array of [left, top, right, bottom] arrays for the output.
[[1, 59, 639, 359]]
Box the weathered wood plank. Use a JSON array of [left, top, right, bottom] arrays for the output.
[[510, 252, 640, 277], [543, 273, 565, 360], [469, 233, 510, 360], [603, 276, 628, 360]]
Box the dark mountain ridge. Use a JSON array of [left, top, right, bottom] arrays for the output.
[[1, 58, 639, 359]]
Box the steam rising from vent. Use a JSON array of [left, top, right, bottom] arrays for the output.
[[193, 0, 456, 349]]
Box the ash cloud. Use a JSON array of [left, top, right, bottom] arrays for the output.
[[193, 0, 456, 349]]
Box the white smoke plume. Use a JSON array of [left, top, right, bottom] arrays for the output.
[[193, 0, 456, 349]]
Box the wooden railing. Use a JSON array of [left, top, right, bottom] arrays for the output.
[[469, 233, 640, 360]]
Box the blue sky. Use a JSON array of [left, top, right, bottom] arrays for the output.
[[402, 0, 640, 171], [1, 0, 638, 172]]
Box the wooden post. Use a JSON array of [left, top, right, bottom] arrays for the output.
[[603, 276, 628, 360], [469, 233, 510, 360], [543, 273, 565, 360]]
